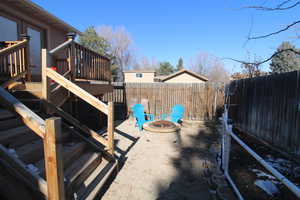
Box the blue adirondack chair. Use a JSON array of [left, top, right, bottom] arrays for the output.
[[161, 104, 185, 123], [132, 104, 154, 130]]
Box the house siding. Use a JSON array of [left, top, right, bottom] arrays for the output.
[[124, 72, 155, 83], [0, 3, 69, 78]]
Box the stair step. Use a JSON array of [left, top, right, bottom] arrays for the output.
[[35, 142, 86, 178], [0, 126, 32, 146], [16, 139, 44, 164], [8, 132, 40, 149], [0, 118, 23, 131], [65, 152, 102, 194], [77, 160, 117, 200], [0, 109, 15, 120], [19, 99, 42, 111]]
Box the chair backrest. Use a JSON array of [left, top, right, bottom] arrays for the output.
[[132, 104, 145, 119], [171, 104, 185, 122]]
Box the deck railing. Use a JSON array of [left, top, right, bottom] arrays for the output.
[[0, 36, 31, 86], [53, 35, 111, 83], [73, 43, 111, 82]]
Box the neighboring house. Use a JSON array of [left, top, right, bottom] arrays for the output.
[[0, 0, 80, 81], [124, 70, 156, 83], [160, 69, 208, 83]]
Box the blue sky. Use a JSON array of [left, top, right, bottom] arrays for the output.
[[33, 0, 300, 73]]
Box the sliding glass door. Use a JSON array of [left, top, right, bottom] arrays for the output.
[[27, 27, 42, 75], [0, 15, 18, 41]]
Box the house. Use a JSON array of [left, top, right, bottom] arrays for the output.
[[0, 1, 117, 199], [160, 69, 208, 83], [0, 0, 81, 81], [123, 70, 156, 83]]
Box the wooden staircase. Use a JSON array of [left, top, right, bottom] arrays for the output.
[[0, 92, 117, 200], [0, 36, 117, 200]]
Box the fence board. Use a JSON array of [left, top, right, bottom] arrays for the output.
[[228, 71, 300, 155], [102, 82, 223, 120]]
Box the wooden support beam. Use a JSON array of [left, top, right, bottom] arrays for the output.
[[42, 49, 50, 107], [45, 68, 109, 115], [44, 101, 108, 147], [44, 117, 66, 200], [107, 102, 114, 155]]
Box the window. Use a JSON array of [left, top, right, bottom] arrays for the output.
[[136, 73, 143, 78], [0, 16, 18, 41]]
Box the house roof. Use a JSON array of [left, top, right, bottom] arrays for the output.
[[123, 70, 156, 73], [161, 69, 208, 82], [4, 0, 81, 34]]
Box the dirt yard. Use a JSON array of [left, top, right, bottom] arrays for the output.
[[98, 119, 236, 200]]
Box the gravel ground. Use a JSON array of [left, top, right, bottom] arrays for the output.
[[100, 120, 227, 200]]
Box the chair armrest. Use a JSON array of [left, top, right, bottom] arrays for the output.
[[145, 113, 154, 121]]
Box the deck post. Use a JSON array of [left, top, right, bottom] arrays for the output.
[[108, 101, 114, 155], [20, 34, 31, 82], [44, 117, 66, 200], [42, 49, 50, 107], [66, 33, 76, 82]]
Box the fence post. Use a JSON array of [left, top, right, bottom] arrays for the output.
[[44, 117, 65, 200], [222, 109, 231, 173], [108, 101, 114, 155]]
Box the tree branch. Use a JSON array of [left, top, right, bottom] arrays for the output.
[[244, 1, 300, 11], [224, 48, 300, 66], [248, 20, 300, 40]]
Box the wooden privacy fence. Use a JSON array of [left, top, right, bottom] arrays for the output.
[[102, 82, 224, 120], [228, 70, 300, 156]]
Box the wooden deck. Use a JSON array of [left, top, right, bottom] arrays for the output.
[[10, 81, 113, 98]]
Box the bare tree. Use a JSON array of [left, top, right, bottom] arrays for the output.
[[229, 1, 300, 66], [96, 26, 134, 81], [132, 56, 158, 70], [189, 52, 213, 75], [190, 52, 230, 83]]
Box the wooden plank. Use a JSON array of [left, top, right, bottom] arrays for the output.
[[0, 126, 31, 145], [107, 102, 114, 155], [78, 160, 117, 200], [41, 49, 50, 105], [0, 145, 48, 197], [16, 139, 43, 164], [0, 87, 45, 138], [46, 68, 109, 115], [44, 101, 109, 147], [65, 152, 101, 192], [0, 118, 23, 130], [44, 117, 66, 200], [75, 81, 113, 95], [1, 71, 27, 88], [36, 142, 86, 178], [0, 108, 15, 120]]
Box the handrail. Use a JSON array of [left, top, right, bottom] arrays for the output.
[[0, 39, 28, 55], [49, 38, 73, 55], [0, 87, 45, 138], [46, 68, 109, 115]]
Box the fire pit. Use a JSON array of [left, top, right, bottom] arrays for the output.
[[143, 120, 180, 133]]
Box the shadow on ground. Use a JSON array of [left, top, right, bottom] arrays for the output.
[[96, 126, 140, 198], [156, 121, 221, 200]]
